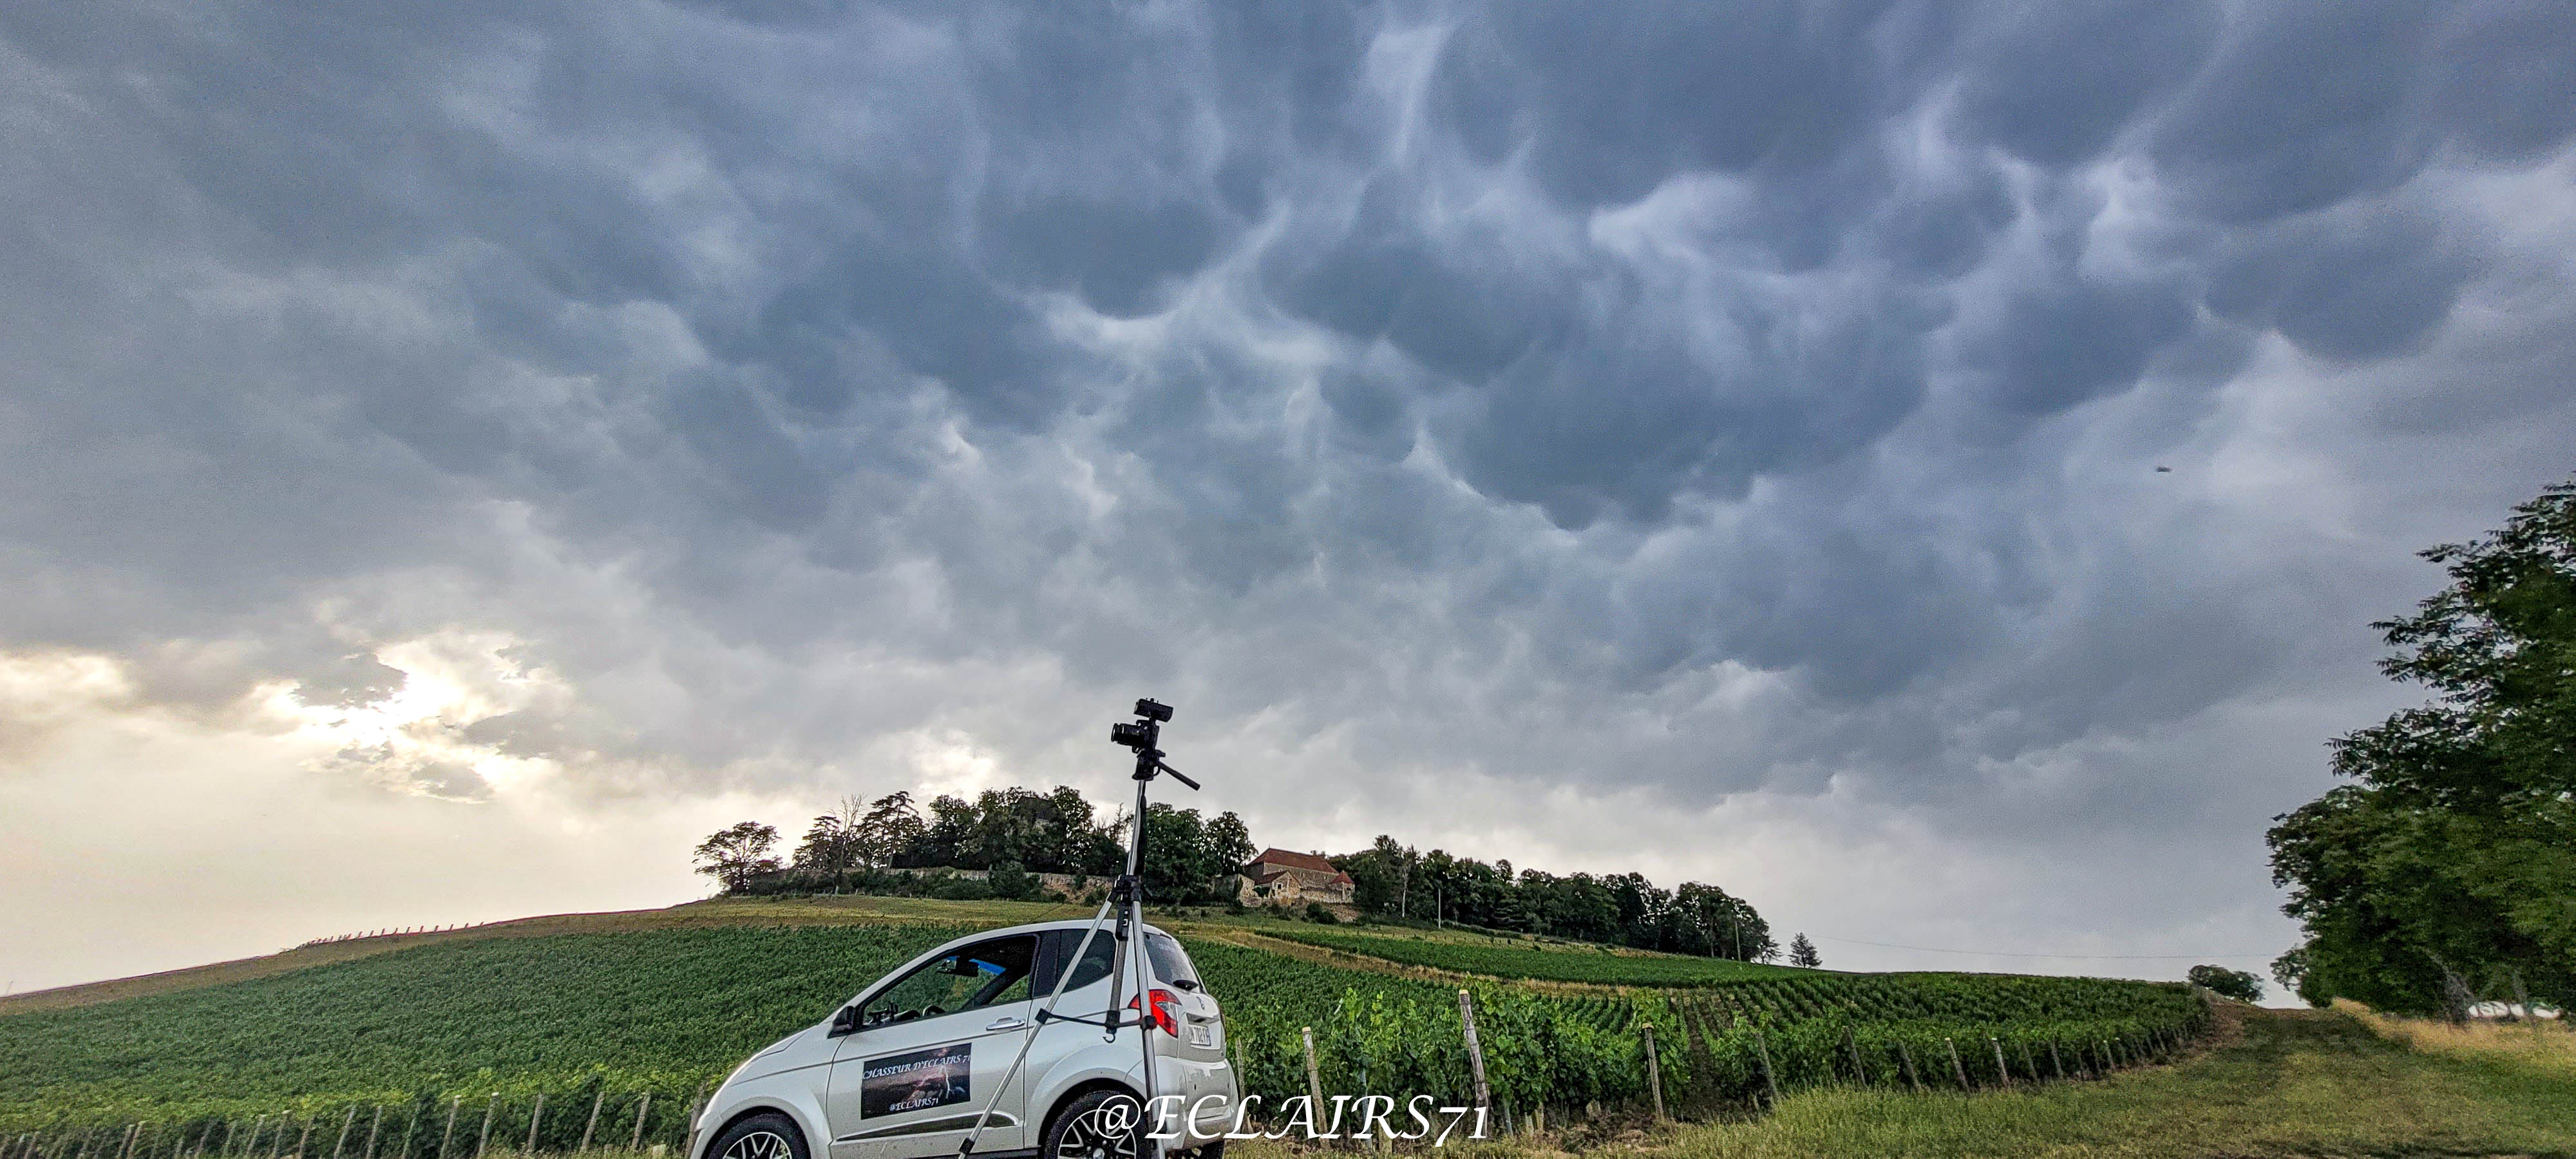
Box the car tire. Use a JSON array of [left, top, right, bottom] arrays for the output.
[[705, 1112, 806, 1159], [1044, 1089, 1143, 1159]]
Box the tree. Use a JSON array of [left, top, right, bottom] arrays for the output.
[[793, 796, 866, 890], [2188, 965, 2264, 1003], [857, 791, 924, 868], [1204, 811, 1256, 878], [694, 822, 781, 894], [1788, 933, 1822, 968], [987, 860, 1036, 901], [2268, 477, 2576, 1014]]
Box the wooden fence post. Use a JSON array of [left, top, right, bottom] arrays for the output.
[[474, 1098, 495, 1159], [397, 1104, 422, 1159], [580, 1095, 601, 1153], [439, 1100, 461, 1159], [1844, 1028, 1865, 1086], [1456, 992, 1490, 1116], [1944, 1038, 1969, 1090], [628, 1095, 650, 1153], [120, 1124, 140, 1159], [527, 1096, 545, 1156], [1896, 1042, 1922, 1094], [1989, 1037, 2011, 1088], [334, 1108, 357, 1159], [2047, 1040, 2065, 1080], [292, 1120, 311, 1159], [1299, 1028, 1326, 1144], [1753, 1030, 1781, 1108], [249, 1119, 270, 1159], [361, 1109, 381, 1159], [1641, 1022, 1665, 1122]]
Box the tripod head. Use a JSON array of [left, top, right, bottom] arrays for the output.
[[1109, 698, 1198, 789]]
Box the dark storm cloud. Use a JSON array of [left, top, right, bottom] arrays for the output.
[[6, 0, 2576, 965]]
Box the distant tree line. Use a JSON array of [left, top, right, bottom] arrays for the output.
[[1327, 834, 1779, 961], [696, 787, 1256, 905], [694, 790, 1779, 961], [2268, 476, 2573, 1019]]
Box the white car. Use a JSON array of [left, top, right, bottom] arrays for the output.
[[690, 920, 1239, 1159]]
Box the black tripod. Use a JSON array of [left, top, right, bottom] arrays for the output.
[[958, 699, 1200, 1159]]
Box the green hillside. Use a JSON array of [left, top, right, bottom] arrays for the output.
[[1256, 925, 1807, 985], [0, 902, 2210, 1144]]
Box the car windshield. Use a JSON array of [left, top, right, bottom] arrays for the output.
[[863, 935, 1035, 1026]]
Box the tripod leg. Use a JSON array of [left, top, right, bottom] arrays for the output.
[[956, 896, 1119, 1158]]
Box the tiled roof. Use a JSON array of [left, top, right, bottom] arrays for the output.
[[1248, 847, 1339, 874]]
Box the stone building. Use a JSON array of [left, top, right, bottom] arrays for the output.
[[1234, 847, 1355, 905]]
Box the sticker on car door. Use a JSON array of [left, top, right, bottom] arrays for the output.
[[860, 1043, 972, 1117]]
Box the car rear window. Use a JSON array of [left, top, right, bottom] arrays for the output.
[[1144, 930, 1197, 986]]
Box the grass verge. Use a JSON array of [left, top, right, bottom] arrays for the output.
[[1234, 1006, 2576, 1159]]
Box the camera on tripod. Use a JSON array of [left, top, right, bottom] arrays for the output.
[[1110, 698, 1174, 749]]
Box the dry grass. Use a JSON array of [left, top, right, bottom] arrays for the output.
[[1233, 1006, 2576, 1159], [2334, 997, 2576, 1078]]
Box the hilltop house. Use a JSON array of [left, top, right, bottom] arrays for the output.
[[1235, 847, 1356, 905]]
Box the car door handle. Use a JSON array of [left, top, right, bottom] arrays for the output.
[[986, 1016, 1027, 1031]]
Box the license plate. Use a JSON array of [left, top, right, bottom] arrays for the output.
[[1187, 1024, 1213, 1048]]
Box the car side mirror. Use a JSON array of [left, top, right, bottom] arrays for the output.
[[829, 1005, 862, 1037]]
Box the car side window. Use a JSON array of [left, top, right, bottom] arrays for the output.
[[1037, 929, 1118, 995], [862, 935, 1036, 1028]]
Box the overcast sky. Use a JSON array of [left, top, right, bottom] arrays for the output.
[[5, 1, 2575, 997]]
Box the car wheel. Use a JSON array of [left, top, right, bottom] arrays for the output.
[[706, 1112, 806, 1159], [1045, 1089, 1142, 1159]]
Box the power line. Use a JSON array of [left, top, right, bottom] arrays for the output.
[[1810, 935, 2278, 961]]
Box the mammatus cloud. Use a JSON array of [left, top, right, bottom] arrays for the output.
[[3, 1, 2574, 990]]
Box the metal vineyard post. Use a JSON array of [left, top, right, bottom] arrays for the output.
[[579, 1094, 601, 1153], [1944, 1038, 1969, 1090], [1989, 1037, 2011, 1088], [526, 1095, 544, 1155], [473, 1098, 494, 1159], [1299, 1029, 1325, 1144], [627, 1094, 650, 1153], [334, 1107, 356, 1159]]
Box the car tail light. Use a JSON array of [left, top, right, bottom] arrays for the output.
[[1127, 988, 1180, 1036]]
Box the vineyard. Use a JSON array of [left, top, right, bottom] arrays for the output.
[[1215, 948, 2213, 1125], [1253, 926, 1804, 986], [0, 910, 2214, 1150]]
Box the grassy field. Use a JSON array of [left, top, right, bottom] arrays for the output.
[[0, 896, 1094, 1016], [1239, 1005, 2576, 1158], [0, 900, 2214, 1140]]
